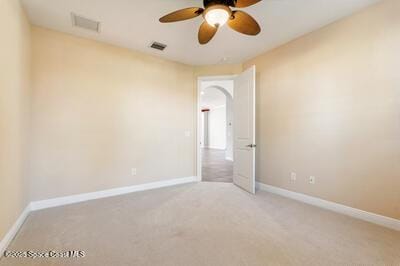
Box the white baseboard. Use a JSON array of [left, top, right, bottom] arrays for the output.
[[0, 205, 31, 255], [225, 157, 233, 161], [31, 176, 197, 211], [1, 176, 197, 257], [256, 182, 400, 231]]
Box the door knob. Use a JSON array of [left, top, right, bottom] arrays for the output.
[[246, 144, 257, 148]]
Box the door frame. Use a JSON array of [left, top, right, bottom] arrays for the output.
[[196, 75, 237, 182]]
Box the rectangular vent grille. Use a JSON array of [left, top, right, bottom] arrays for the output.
[[150, 42, 167, 51], [71, 13, 100, 32]]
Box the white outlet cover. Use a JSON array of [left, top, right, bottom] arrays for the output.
[[291, 172, 297, 181], [184, 131, 191, 137]]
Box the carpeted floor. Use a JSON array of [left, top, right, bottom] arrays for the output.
[[1, 182, 399, 266]]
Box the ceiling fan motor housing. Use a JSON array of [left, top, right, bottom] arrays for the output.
[[203, 0, 235, 8]]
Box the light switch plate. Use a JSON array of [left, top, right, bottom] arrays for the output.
[[131, 168, 137, 176]]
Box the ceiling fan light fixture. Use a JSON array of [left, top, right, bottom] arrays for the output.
[[204, 5, 231, 27], [159, 0, 262, 45]]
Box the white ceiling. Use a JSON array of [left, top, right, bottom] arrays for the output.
[[22, 0, 379, 65]]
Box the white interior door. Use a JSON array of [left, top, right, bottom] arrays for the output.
[[233, 66, 256, 194]]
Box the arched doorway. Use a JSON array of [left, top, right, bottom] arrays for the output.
[[199, 81, 234, 182]]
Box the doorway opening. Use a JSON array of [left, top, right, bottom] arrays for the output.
[[198, 77, 235, 183], [197, 66, 256, 193]]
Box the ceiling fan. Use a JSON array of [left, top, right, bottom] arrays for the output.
[[159, 0, 262, 45]]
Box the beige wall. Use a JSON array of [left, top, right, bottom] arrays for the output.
[[0, 0, 31, 240], [245, 0, 400, 219], [194, 64, 243, 78], [29, 27, 195, 201]]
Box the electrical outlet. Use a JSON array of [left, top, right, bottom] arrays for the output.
[[309, 176, 315, 184], [184, 131, 191, 137], [131, 168, 137, 176], [291, 172, 297, 181]]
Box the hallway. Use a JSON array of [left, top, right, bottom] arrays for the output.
[[201, 148, 233, 183]]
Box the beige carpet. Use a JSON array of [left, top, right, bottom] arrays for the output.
[[1, 182, 399, 266]]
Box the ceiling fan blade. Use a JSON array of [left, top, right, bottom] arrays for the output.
[[228, 11, 261, 36], [230, 0, 262, 8], [198, 21, 218, 45], [159, 7, 204, 23]]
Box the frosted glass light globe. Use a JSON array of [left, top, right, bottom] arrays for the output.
[[205, 6, 230, 27]]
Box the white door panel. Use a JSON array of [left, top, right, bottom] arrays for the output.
[[233, 66, 256, 194]]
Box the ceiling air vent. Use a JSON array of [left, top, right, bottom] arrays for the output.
[[71, 13, 100, 33], [150, 42, 167, 51]]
